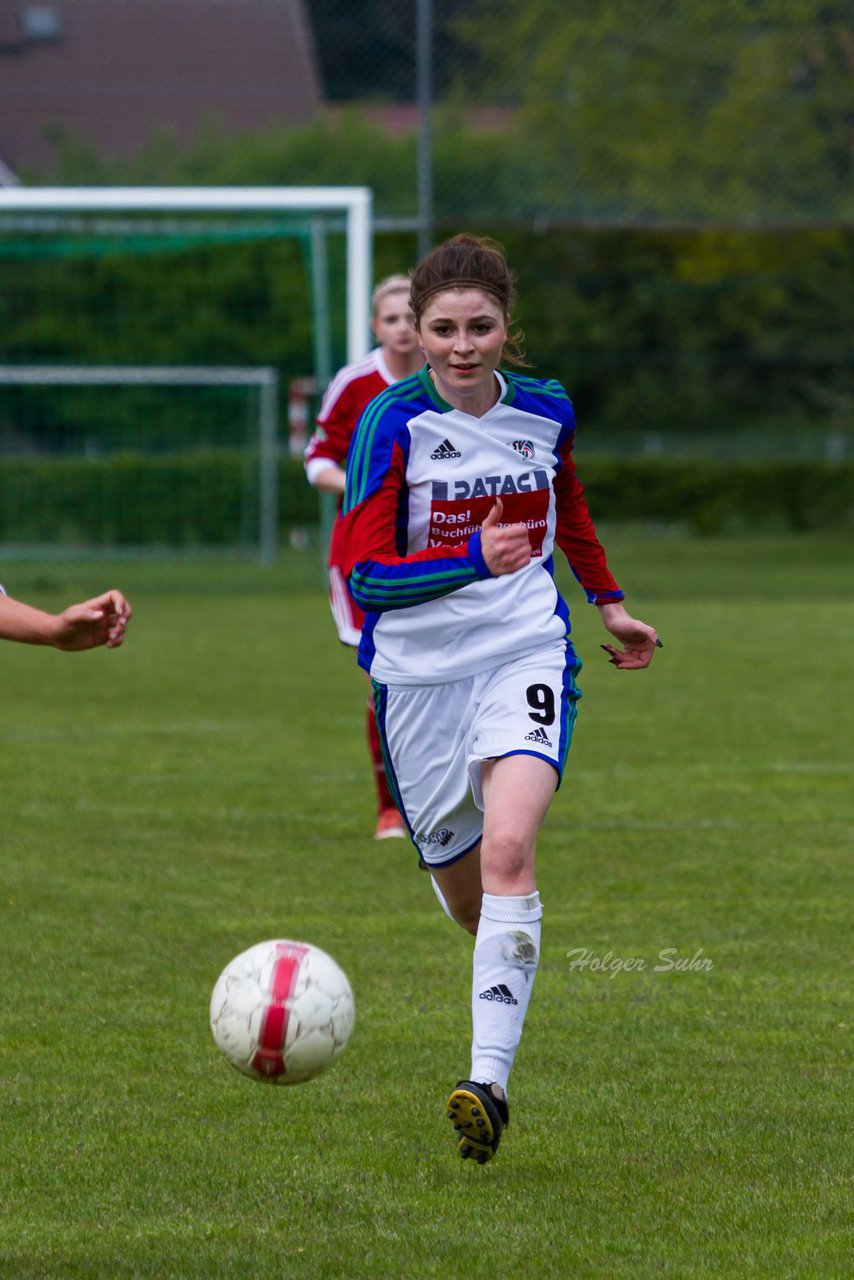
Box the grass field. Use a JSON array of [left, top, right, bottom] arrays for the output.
[[1, 530, 851, 1279]]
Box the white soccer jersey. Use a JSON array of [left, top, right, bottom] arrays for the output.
[[340, 367, 623, 684]]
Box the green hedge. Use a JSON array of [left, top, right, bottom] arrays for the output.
[[581, 457, 854, 534], [0, 452, 318, 549], [0, 453, 851, 548], [5, 222, 852, 445]]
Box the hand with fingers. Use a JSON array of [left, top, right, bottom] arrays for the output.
[[480, 498, 532, 577], [52, 590, 133, 651], [597, 601, 662, 670]]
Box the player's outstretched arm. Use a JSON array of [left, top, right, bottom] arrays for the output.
[[597, 601, 661, 670], [0, 589, 132, 650]]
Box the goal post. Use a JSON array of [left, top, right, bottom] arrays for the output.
[[0, 187, 373, 364], [0, 186, 373, 562]]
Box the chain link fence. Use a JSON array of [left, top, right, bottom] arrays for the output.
[[1, 0, 851, 486], [315, 0, 852, 230], [3, 1, 849, 229]]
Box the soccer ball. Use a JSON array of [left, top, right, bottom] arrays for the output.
[[210, 939, 355, 1085]]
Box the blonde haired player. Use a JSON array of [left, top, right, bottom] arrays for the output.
[[304, 275, 423, 840]]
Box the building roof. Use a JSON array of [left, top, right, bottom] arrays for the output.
[[0, 0, 321, 174]]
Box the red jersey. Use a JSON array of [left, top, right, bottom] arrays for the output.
[[305, 349, 395, 480], [304, 348, 401, 643]]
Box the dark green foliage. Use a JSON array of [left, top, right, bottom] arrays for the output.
[[1, 453, 850, 551], [0, 455, 319, 548], [495, 227, 853, 438], [3, 205, 850, 443], [580, 457, 854, 534], [0, 230, 328, 378], [453, 0, 853, 223]]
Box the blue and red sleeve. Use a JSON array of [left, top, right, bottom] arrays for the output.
[[553, 433, 624, 605], [341, 398, 492, 613]]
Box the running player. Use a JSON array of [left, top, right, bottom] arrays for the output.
[[304, 275, 423, 840], [340, 235, 661, 1162]]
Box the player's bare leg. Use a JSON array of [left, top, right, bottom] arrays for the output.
[[444, 755, 556, 1162], [430, 845, 483, 935], [479, 753, 557, 893]]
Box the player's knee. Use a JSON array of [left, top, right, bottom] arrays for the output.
[[481, 832, 533, 892]]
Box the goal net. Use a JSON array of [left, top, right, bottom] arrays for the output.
[[0, 187, 372, 563]]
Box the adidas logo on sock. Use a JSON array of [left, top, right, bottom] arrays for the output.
[[524, 726, 552, 746], [430, 438, 462, 460], [478, 983, 518, 1005]]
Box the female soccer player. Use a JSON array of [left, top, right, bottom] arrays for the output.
[[340, 235, 661, 1163], [0, 585, 131, 649], [305, 275, 423, 840]]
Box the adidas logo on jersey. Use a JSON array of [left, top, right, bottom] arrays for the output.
[[479, 983, 518, 1005], [525, 726, 553, 746], [430, 438, 462, 460]]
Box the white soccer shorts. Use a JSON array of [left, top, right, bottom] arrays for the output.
[[373, 641, 582, 867]]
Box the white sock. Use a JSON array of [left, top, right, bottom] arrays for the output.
[[470, 891, 542, 1092]]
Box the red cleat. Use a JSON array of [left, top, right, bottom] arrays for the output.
[[375, 808, 407, 840]]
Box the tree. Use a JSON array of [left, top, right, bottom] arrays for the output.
[[453, 0, 853, 223]]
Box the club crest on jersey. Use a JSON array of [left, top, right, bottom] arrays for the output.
[[510, 439, 535, 459], [432, 468, 550, 501]]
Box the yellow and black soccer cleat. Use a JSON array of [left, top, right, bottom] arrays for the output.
[[446, 1080, 509, 1164]]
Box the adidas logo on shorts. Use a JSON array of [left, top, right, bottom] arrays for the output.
[[524, 726, 552, 746], [431, 438, 462, 460]]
